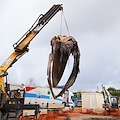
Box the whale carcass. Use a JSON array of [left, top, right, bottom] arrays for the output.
[[47, 35, 80, 98]]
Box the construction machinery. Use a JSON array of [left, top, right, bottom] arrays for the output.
[[0, 4, 63, 119], [102, 85, 119, 112]]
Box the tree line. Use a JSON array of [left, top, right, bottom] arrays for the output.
[[107, 87, 120, 100]]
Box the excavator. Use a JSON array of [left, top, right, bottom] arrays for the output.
[[0, 4, 63, 119], [102, 85, 119, 114]]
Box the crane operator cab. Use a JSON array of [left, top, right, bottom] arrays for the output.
[[110, 96, 119, 109], [7, 88, 25, 105]]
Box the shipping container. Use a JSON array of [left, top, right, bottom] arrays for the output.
[[82, 93, 104, 110]]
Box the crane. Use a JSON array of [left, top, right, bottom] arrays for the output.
[[0, 4, 63, 119]]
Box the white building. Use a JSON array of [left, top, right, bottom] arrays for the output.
[[82, 92, 104, 110]]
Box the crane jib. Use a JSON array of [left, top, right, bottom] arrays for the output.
[[14, 4, 63, 52]]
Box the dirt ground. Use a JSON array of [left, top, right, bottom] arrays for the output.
[[71, 115, 120, 120]]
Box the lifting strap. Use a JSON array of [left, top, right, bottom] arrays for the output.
[[60, 10, 70, 36]]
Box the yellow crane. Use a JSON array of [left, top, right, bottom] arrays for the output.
[[0, 4, 62, 119]]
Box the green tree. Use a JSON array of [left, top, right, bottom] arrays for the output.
[[107, 87, 120, 103], [77, 92, 81, 98]]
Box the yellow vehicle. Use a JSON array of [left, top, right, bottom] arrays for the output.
[[0, 4, 62, 119]]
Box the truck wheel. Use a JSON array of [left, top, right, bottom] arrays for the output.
[[0, 111, 7, 120], [0, 111, 3, 120], [16, 110, 23, 120]]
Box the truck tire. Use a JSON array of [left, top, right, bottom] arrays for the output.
[[0, 111, 7, 120], [16, 110, 22, 120], [0, 111, 3, 120]]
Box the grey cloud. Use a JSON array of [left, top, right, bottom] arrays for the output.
[[0, 0, 120, 92]]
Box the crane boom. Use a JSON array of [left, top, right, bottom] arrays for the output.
[[0, 4, 63, 107], [13, 4, 63, 52], [102, 85, 111, 108]]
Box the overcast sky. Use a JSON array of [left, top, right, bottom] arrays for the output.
[[0, 0, 120, 92]]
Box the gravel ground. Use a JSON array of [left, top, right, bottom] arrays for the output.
[[71, 115, 120, 120]]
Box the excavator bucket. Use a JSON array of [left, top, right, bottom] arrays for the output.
[[47, 35, 80, 98]]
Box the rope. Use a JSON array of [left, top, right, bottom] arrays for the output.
[[60, 10, 70, 36], [60, 11, 63, 35]]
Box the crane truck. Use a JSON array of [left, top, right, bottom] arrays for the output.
[[0, 4, 63, 119]]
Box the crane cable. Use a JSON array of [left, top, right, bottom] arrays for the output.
[[60, 10, 70, 36]]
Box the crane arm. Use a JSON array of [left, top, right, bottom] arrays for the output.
[[102, 85, 111, 109], [0, 4, 62, 105], [13, 4, 63, 52]]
